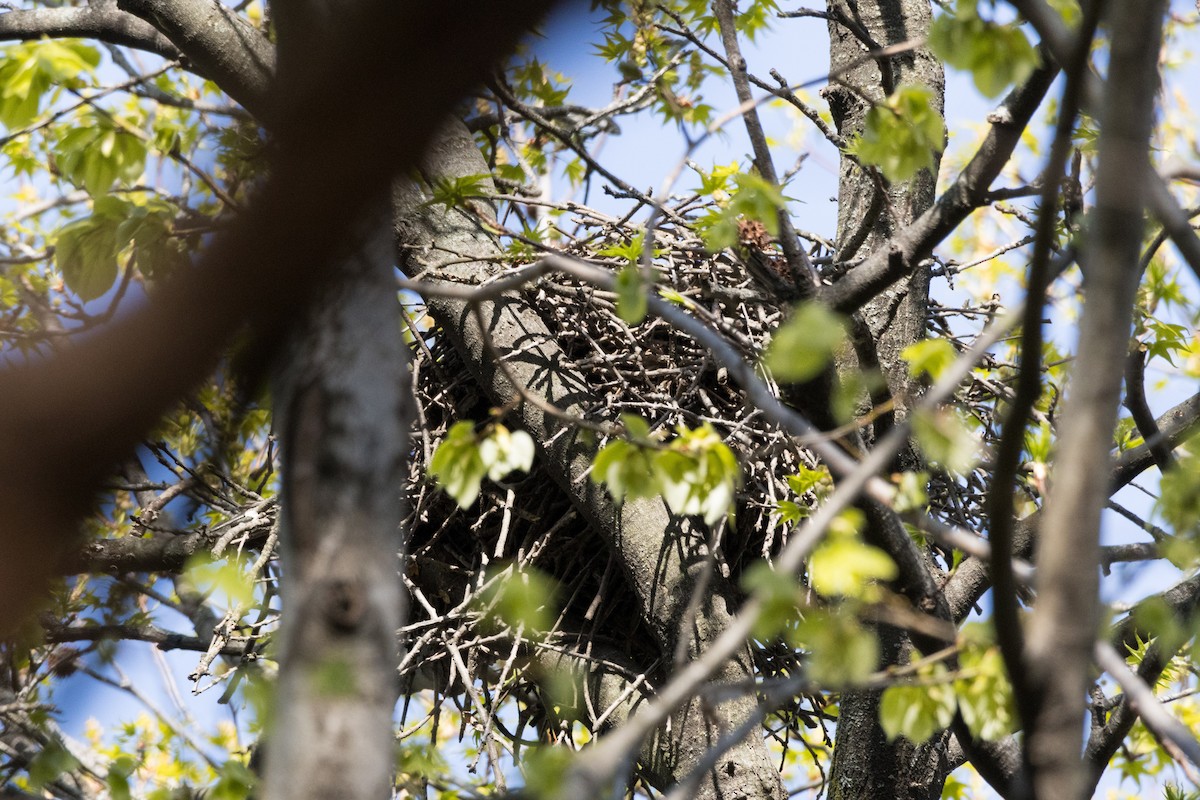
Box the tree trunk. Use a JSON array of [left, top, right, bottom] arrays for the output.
[[264, 206, 409, 800], [823, 2, 946, 798]]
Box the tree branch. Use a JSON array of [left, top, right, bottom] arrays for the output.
[[945, 389, 1200, 623], [1023, 5, 1166, 795], [0, 6, 178, 59], [987, 2, 1098, 737], [1091, 641, 1200, 785], [42, 621, 253, 656], [1124, 347, 1175, 473], [0, 0, 559, 632], [819, 60, 1058, 313], [115, 0, 273, 115], [712, 0, 816, 293]]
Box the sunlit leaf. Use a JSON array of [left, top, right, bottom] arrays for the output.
[[902, 338, 959, 382], [591, 438, 660, 503], [808, 522, 897, 600], [742, 561, 803, 639], [428, 421, 488, 507], [847, 85, 945, 183], [792, 610, 880, 686], [930, 1, 1040, 98], [955, 646, 1016, 741], [763, 302, 847, 382], [615, 263, 648, 325], [912, 408, 980, 473], [880, 673, 957, 743], [476, 565, 558, 637]]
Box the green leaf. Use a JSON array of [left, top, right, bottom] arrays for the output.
[[523, 746, 574, 800], [478, 424, 535, 481], [476, 566, 558, 637], [591, 438, 661, 503], [33, 39, 101, 82], [786, 464, 832, 497], [184, 554, 254, 608], [893, 471, 930, 514], [695, 207, 741, 252], [615, 263, 648, 325], [902, 338, 959, 381], [656, 423, 740, 525], [598, 231, 658, 263], [428, 421, 488, 507], [694, 170, 794, 253], [792, 610, 880, 686], [728, 173, 790, 237], [929, 1, 1040, 98], [56, 115, 147, 195], [1144, 319, 1191, 367], [620, 413, 654, 443], [808, 523, 897, 599], [735, 0, 781, 41], [55, 212, 121, 301], [880, 675, 957, 743], [430, 422, 533, 507], [210, 759, 257, 800], [1131, 597, 1190, 655], [742, 561, 803, 639], [106, 756, 135, 800], [912, 408, 979, 473], [0, 40, 98, 129], [425, 173, 492, 210], [955, 646, 1016, 741], [692, 160, 742, 196], [847, 84, 945, 183], [396, 742, 450, 788], [774, 499, 807, 527], [1157, 450, 1200, 543], [27, 743, 81, 790], [762, 301, 847, 382], [594, 423, 740, 524]]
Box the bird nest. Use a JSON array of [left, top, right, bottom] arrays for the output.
[[398, 207, 841, 738]]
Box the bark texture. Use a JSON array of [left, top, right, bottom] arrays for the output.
[[823, 2, 946, 798], [265, 209, 408, 800], [1024, 4, 1167, 797], [825, 0, 944, 416]]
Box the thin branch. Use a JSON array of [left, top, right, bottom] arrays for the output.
[[1095, 641, 1200, 779], [43, 621, 254, 656], [1124, 347, 1175, 473], [713, 0, 815, 292], [987, 1, 1098, 734]]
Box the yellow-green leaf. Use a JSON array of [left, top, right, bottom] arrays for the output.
[[763, 302, 847, 382]]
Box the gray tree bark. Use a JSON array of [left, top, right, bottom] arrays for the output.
[[823, 3, 947, 798], [265, 208, 408, 800], [825, 0, 944, 417], [1024, 3, 1167, 797]]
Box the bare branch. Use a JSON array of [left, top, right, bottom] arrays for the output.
[[0, 6, 178, 58], [1024, 5, 1167, 796], [1094, 641, 1200, 779]]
